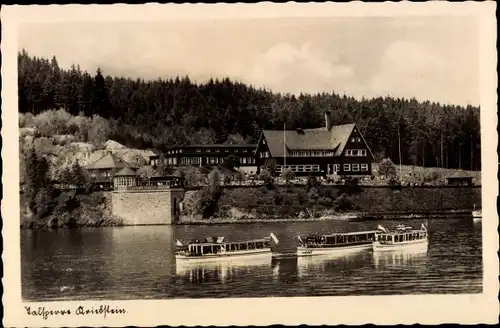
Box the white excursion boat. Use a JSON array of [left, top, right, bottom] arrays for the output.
[[296, 229, 380, 257], [175, 233, 279, 263], [372, 224, 428, 252], [472, 205, 482, 221]]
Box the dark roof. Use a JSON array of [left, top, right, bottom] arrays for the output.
[[84, 152, 132, 170], [447, 170, 473, 179], [260, 123, 356, 157], [114, 167, 138, 176], [182, 144, 257, 148]]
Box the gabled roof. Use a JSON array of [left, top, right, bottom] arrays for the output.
[[114, 167, 138, 176], [447, 170, 473, 179], [84, 152, 132, 170], [260, 123, 356, 157]]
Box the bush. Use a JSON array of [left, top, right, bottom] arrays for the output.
[[333, 193, 356, 212], [273, 192, 284, 205]]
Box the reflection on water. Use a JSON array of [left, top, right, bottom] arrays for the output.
[[21, 218, 483, 300], [372, 248, 428, 270], [296, 252, 369, 278], [176, 257, 272, 284]]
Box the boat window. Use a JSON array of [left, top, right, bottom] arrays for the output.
[[248, 243, 255, 249], [240, 243, 247, 250], [256, 242, 263, 249]]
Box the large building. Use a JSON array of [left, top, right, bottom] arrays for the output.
[[255, 112, 374, 176], [149, 144, 259, 174]]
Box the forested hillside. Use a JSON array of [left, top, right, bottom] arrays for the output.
[[18, 49, 481, 170]]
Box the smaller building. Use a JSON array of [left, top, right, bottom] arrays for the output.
[[446, 170, 474, 186], [113, 167, 139, 189], [85, 151, 136, 188]]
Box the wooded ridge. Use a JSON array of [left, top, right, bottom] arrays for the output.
[[18, 49, 481, 171]]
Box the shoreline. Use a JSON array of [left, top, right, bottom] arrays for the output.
[[20, 210, 473, 229], [178, 210, 472, 225]]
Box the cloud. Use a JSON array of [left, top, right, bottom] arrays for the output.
[[247, 42, 354, 95], [368, 41, 465, 104]]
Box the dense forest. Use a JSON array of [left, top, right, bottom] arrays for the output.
[[18, 49, 481, 170]]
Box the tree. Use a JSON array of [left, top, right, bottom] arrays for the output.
[[263, 159, 278, 175], [88, 115, 110, 148], [24, 147, 50, 213], [280, 168, 295, 184], [378, 158, 397, 178], [224, 155, 240, 170], [258, 169, 274, 187], [70, 161, 86, 188], [91, 68, 110, 118]]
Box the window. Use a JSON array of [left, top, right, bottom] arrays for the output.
[[173, 158, 178, 165], [243, 149, 247, 153], [276, 165, 283, 173], [191, 157, 200, 165], [196, 149, 201, 152], [351, 137, 355, 142], [361, 149, 367, 156], [352, 164, 360, 172], [334, 164, 340, 172], [206, 149, 211, 152], [297, 165, 304, 172], [313, 165, 320, 172], [216, 149, 220, 153], [225, 149, 229, 153], [234, 149, 238, 153], [343, 164, 351, 171], [181, 157, 190, 165], [356, 137, 361, 142]]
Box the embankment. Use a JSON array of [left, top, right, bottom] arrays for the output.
[[179, 185, 481, 223]]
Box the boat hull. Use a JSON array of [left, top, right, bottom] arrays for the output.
[[176, 249, 272, 263], [296, 243, 372, 257], [372, 239, 428, 252]]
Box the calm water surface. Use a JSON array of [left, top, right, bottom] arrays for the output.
[[21, 218, 482, 301]]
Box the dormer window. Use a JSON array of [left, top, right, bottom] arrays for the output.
[[243, 149, 247, 152], [216, 149, 220, 152], [225, 149, 229, 152], [351, 137, 355, 142], [356, 137, 361, 142], [206, 149, 211, 152], [196, 149, 201, 152]]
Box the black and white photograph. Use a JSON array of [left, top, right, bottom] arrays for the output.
[[2, 2, 498, 327]]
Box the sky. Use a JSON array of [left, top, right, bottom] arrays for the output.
[[18, 16, 479, 106]]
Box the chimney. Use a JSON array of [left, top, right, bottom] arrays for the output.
[[325, 111, 333, 131]]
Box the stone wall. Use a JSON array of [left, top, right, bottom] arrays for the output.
[[216, 185, 482, 217], [111, 188, 185, 225]]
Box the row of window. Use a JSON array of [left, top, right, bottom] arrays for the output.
[[180, 157, 257, 165], [343, 164, 369, 172], [196, 148, 249, 153], [275, 164, 321, 173], [345, 149, 367, 157], [114, 177, 137, 186], [290, 150, 335, 157], [260, 151, 270, 158]]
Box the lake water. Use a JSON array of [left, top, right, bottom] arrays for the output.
[[21, 218, 482, 301]]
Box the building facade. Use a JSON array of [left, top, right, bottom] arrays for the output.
[[255, 112, 374, 176], [149, 144, 259, 173]]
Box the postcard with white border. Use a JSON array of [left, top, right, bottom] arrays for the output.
[[2, 2, 498, 327]]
